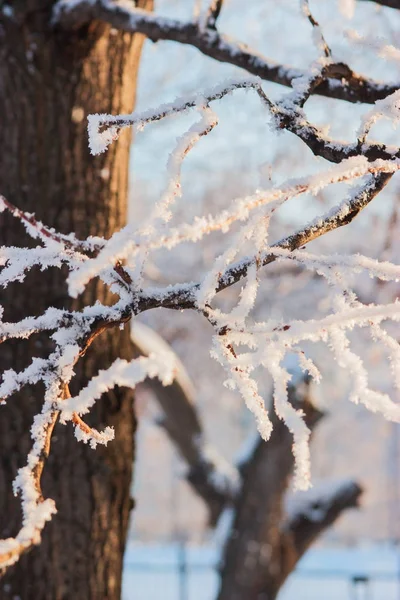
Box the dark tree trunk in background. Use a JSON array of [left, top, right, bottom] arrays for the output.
[[217, 390, 324, 600], [0, 1, 152, 598]]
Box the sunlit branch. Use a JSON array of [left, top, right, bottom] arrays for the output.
[[52, 0, 399, 105], [0, 391, 62, 570], [87, 80, 400, 165]]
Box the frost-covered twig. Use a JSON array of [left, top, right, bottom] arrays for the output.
[[0, 195, 102, 253], [272, 102, 400, 164], [0, 381, 65, 570], [1, 62, 400, 567], [87, 77, 395, 164], [87, 79, 400, 167], [124, 104, 219, 289], [0, 323, 176, 570], [357, 89, 400, 146], [0, 196, 134, 298], [135, 172, 391, 313], [301, 0, 331, 58], [68, 157, 400, 297]]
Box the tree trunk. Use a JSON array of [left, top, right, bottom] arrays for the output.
[[0, 2, 152, 598], [217, 386, 324, 600]]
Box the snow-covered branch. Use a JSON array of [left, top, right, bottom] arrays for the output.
[[87, 80, 273, 156], [86, 79, 400, 168], [51, 0, 398, 106], [0, 401, 59, 570], [135, 171, 391, 313], [1, 43, 400, 566]]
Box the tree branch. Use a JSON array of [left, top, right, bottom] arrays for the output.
[[0, 171, 392, 362], [301, 0, 331, 58], [359, 0, 400, 8], [136, 172, 393, 313], [217, 377, 362, 600], [131, 322, 237, 525], [52, 0, 399, 105], [0, 389, 62, 572], [284, 480, 362, 559], [203, 0, 224, 30], [88, 78, 400, 165], [272, 105, 400, 164]]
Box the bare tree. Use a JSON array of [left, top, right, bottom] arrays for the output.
[[0, 1, 399, 599]]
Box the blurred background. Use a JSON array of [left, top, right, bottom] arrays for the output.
[[121, 0, 400, 597]]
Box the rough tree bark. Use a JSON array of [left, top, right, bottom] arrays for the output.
[[0, 1, 152, 598]]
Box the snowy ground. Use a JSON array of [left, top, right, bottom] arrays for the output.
[[122, 543, 400, 600]]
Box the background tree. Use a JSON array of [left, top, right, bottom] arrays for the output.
[[0, 1, 399, 600]]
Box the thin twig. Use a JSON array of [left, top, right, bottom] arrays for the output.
[[204, 0, 224, 29], [136, 172, 392, 311], [301, 0, 331, 58]]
